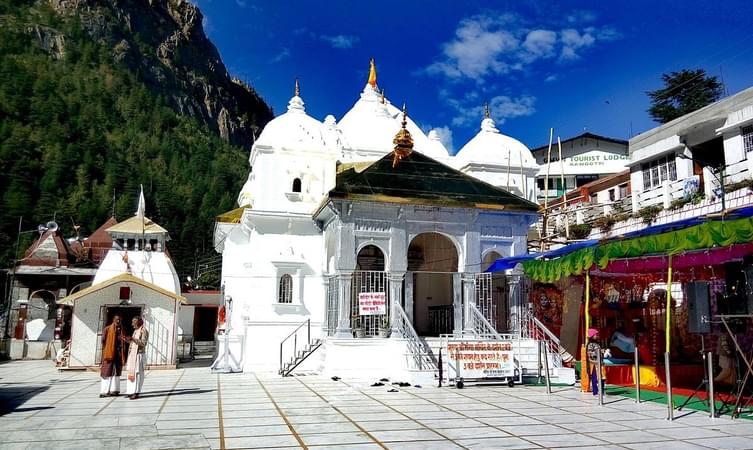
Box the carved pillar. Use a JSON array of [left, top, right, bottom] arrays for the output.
[[452, 273, 462, 335], [404, 272, 414, 324], [334, 272, 353, 338], [388, 272, 405, 336], [462, 273, 476, 333], [507, 272, 523, 335]]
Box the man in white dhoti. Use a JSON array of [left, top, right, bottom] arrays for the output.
[[100, 315, 125, 398], [126, 316, 148, 400]]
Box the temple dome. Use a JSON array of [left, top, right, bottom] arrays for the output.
[[337, 84, 432, 156], [424, 129, 450, 159], [455, 116, 538, 168], [253, 89, 328, 154]]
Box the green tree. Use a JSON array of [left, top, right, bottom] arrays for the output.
[[647, 69, 724, 124]]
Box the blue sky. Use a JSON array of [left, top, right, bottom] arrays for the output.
[[195, 0, 753, 153]]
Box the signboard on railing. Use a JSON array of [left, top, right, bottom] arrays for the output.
[[447, 340, 515, 378], [358, 292, 386, 315]]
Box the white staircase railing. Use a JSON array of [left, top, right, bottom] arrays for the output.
[[521, 310, 571, 367], [468, 303, 504, 340], [393, 303, 437, 371]]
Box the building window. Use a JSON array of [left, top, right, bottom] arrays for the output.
[[641, 155, 677, 189], [292, 178, 302, 193], [575, 175, 599, 187], [537, 178, 556, 190], [619, 183, 629, 198], [743, 125, 753, 153], [278, 274, 293, 303], [609, 189, 615, 201]]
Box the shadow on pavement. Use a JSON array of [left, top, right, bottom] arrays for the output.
[[136, 388, 214, 399], [0, 385, 51, 416]]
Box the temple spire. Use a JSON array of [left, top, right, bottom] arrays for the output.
[[294, 78, 300, 97], [484, 101, 490, 119], [368, 58, 377, 88]]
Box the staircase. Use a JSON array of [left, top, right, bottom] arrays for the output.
[[193, 341, 217, 359], [279, 319, 323, 377], [279, 338, 323, 376]]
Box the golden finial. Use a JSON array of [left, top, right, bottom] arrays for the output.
[[368, 58, 377, 88], [484, 101, 490, 119], [294, 78, 300, 97], [392, 102, 413, 167]]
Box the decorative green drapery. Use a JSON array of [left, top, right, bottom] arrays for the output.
[[522, 216, 753, 283]]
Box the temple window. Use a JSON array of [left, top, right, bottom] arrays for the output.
[[278, 274, 293, 304], [292, 178, 302, 193]]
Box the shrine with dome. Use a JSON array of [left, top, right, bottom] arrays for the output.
[[214, 61, 547, 378]]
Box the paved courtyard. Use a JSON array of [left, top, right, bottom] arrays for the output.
[[3, 361, 753, 449]]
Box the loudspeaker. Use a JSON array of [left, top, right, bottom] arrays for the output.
[[687, 281, 710, 334]]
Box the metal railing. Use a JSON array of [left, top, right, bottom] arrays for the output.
[[522, 310, 565, 367], [279, 318, 313, 373], [428, 305, 453, 336], [468, 304, 503, 340], [351, 271, 390, 336], [393, 302, 436, 371]]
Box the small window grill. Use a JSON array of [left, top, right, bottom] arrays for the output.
[[278, 274, 293, 304]]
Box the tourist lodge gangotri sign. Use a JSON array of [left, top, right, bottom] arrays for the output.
[[542, 150, 629, 174]]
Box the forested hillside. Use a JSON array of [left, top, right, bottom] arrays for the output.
[[0, 0, 272, 280]]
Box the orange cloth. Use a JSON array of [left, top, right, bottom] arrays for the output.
[[102, 324, 122, 361]]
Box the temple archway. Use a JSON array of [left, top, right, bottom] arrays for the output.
[[482, 251, 502, 272], [356, 244, 385, 271], [481, 250, 510, 332], [408, 233, 458, 336]]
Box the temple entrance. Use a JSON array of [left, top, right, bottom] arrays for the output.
[[481, 251, 509, 332], [352, 245, 388, 336], [408, 233, 458, 336], [193, 306, 218, 342], [95, 305, 143, 364]]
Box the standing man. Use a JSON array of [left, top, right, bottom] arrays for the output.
[[100, 315, 125, 398], [126, 316, 148, 399]]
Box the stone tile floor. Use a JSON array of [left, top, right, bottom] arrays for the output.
[[3, 360, 753, 449]]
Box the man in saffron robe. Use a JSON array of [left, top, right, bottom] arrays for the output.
[[126, 316, 148, 399], [100, 315, 125, 397]]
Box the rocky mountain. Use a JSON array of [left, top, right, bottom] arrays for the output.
[[41, 0, 273, 148], [0, 0, 272, 278]]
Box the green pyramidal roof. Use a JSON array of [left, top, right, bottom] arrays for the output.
[[329, 150, 539, 212]]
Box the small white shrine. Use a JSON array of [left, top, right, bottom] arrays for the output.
[[62, 190, 185, 369]]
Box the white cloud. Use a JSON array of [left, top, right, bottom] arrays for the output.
[[321, 34, 359, 49], [235, 0, 247, 7], [522, 29, 557, 61], [560, 28, 595, 60], [270, 48, 290, 63], [566, 10, 597, 24], [433, 126, 454, 153], [427, 15, 519, 81], [426, 11, 620, 83], [450, 94, 536, 127], [545, 74, 558, 83]]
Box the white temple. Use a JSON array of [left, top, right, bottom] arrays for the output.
[[215, 61, 543, 377]]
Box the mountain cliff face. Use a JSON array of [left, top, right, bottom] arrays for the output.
[[0, 0, 270, 277], [43, 0, 273, 148]]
